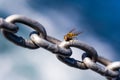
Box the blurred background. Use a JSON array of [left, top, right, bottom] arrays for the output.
[[0, 0, 120, 80]]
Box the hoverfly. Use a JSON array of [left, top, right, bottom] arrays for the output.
[[64, 28, 82, 41]]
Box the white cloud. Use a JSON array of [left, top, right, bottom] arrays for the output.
[[0, 57, 13, 80]]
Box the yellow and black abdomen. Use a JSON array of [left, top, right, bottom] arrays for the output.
[[64, 33, 78, 41]]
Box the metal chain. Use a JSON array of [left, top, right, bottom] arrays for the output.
[[0, 14, 120, 80]]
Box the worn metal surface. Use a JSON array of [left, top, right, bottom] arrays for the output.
[[0, 14, 120, 80]]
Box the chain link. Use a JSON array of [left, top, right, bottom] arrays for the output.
[[0, 14, 120, 80], [3, 15, 46, 49], [0, 18, 18, 32]]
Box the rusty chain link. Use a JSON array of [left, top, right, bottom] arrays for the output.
[[0, 14, 120, 80]]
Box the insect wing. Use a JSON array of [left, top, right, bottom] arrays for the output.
[[69, 28, 76, 33], [75, 31, 83, 35]]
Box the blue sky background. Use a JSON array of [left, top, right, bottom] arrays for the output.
[[0, 0, 120, 80]]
